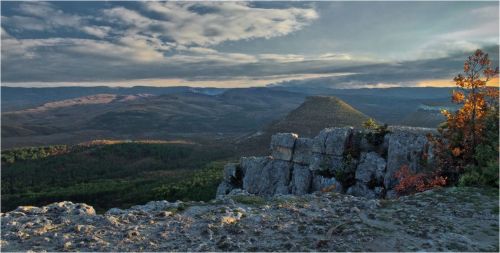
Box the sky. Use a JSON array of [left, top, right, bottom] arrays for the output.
[[1, 1, 499, 88]]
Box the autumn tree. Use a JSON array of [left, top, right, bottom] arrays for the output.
[[437, 49, 499, 184]]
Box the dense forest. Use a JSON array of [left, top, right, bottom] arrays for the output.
[[1, 142, 234, 212]]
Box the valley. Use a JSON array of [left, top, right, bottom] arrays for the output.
[[1, 86, 455, 212], [1, 142, 233, 213]]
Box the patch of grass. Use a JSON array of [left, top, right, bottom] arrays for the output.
[[378, 199, 395, 209], [231, 195, 266, 206]]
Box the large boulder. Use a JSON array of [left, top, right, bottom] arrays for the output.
[[240, 156, 269, 193], [384, 127, 434, 189], [309, 127, 354, 172], [242, 157, 292, 196], [289, 164, 313, 195], [355, 152, 386, 185], [292, 138, 313, 165], [312, 127, 353, 156], [270, 133, 298, 161], [309, 153, 335, 172]]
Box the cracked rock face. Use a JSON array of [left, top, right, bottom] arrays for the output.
[[384, 128, 434, 189], [292, 138, 313, 165], [2, 188, 498, 252], [270, 133, 298, 161], [355, 152, 386, 185], [218, 126, 436, 199], [242, 157, 292, 196], [290, 164, 313, 195]]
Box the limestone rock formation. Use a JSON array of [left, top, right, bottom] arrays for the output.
[[217, 126, 436, 199]]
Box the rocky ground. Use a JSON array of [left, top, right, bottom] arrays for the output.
[[1, 187, 498, 252]]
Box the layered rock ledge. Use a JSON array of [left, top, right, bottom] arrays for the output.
[[218, 126, 437, 199], [1, 188, 498, 251]]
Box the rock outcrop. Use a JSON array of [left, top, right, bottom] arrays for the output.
[[2, 188, 498, 251], [217, 126, 436, 199]]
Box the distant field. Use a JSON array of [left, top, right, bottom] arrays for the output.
[[1, 142, 234, 213]]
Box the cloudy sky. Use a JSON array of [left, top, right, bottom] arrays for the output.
[[1, 1, 499, 88]]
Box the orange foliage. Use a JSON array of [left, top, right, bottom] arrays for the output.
[[394, 165, 447, 196], [451, 147, 461, 157], [434, 49, 499, 181], [444, 50, 499, 152], [320, 184, 337, 193]]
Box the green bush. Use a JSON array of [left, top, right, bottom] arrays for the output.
[[458, 170, 486, 187], [362, 118, 379, 130], [457, 108, 499, 188], [459, 155, 499, 187], [365, 123, 390, 146]]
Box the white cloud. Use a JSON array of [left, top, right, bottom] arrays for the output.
[[258, 54, 305, 63], [410, 6, 499, 60], [106, 2, 318, 48], [414, 25, 498, 60], [170, 47, 258, 64], [318, 53, 352, 61], [2, 2, 319, 65], [1, 36, 166, 63], [81, 26, 111, 38], [2, 73, 354, 88], [7, 2, 82, 31], [2, 15, 48, 31], [257, 53, 358, 63]]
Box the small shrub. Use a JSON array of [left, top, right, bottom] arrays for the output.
[[365, 123, 390, 146], [394, 165, 447, 196], [459, 162, 499, 187], [231, 195, 266, 206], [362, 118, 379, 130], [458, 170, 484, 187]]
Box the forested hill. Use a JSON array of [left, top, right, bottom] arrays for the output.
[[1, 142, 234, 212]]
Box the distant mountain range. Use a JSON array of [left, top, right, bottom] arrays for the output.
[[1, 86, 227, 112], [1, 86, 454, 149], [1, 88, 306, 149]]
